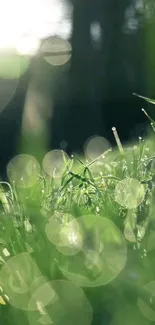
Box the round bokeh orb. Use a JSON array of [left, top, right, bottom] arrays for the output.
[[56, 219, 83, 256], [42, 150, 69, 178], [84, 135, 111, 161], [7, 154, 41, 188], [45, 213, 83, 256], [0, 253, 42, 310], [42, 36, 72, 66], [138, 281, 155, 321], [28, 280, 92, 325], [45, 212, 72, 246], [57, 215, 127, 287], [114, 178, 145, 209]]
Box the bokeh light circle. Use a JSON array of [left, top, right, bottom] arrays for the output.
[[28, 280, 92, 325], [56, 219, 83, 256], [42, 150, 69, 178], [42, 36, 72, 66], [0, 253, 42, 310], [45, 212, 72, 246], [45, 213, 83, 256], [7, 154, 41, 188], [138, 281, 155, 321], [58, 215, 127, 287], [114, 178, 145, 209], [84, 136, 111, 161]]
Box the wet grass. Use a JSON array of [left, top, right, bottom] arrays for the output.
[[0, 101, 155, 324]]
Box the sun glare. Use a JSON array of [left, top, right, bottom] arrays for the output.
[[15, 36, 40, 55], [0, 0, 72, 55]]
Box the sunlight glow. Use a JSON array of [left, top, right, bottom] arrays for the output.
[[0, 0, 72, 54], [15, 36, 40, 55]]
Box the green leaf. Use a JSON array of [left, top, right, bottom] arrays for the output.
[[133, 93, 155, 105]]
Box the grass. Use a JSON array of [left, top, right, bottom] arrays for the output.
[[1, 99, 155, 324]]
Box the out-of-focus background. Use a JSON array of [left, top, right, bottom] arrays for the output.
[[0, 0, 155, 177]]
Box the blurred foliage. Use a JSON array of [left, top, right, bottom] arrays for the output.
[[0, 102, 155, 324]]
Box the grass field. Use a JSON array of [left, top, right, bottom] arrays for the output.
[[0, 98, 155, 324]]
